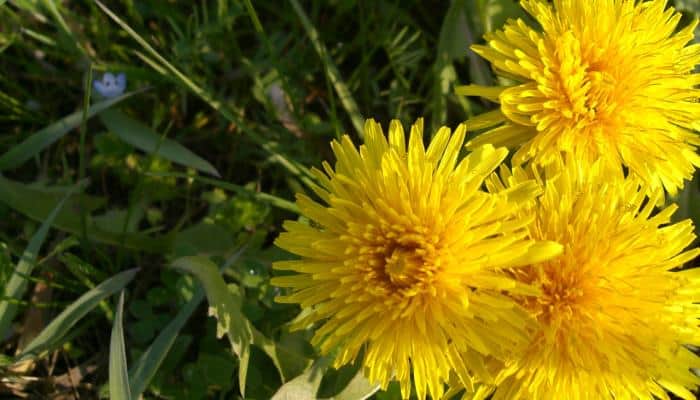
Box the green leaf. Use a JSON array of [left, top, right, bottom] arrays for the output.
[[432, 0, 470, 131], [172, 222, 236, 257], [171, 256, 253, 396], [271, 357, 330, 400], [0, 182, 79, 338], [109, 291, 132, 400], [438, 0, 470, 61], [677, 0, 700, 14], [480, 0, 527, 34], [127, 242, 247, 399], [128, 288, 204, 398], [273, 357, 378, 400], [0, 176, 171, 253], [94, 0, 315, 185], [17, 268, 139, 360], [672, 173, 700, 239], [99, 109, 220, 177], [0, 90, 142, 171], [322, 370, 380, 400]]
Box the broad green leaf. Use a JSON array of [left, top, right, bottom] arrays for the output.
[[109, 291, 132, 400], [172, 221, 236, 257], [0, 176, 171, 253], [127, 287, 204, 398], [273, 357, 378, 400], [438, 0, 470, 61], [322, 370, 380, 400], [271, 357, 330, 400], [250, 328, 312, 383], [675, 0, 700, 45], [677, 0, 700, 14], [18, 268, 139, 360], [99, 109, 220, 177], [171, 256, 253, 396], [0, 90, 141, 171], [0, 182, 78, 338], [289, 0, 364, 138]]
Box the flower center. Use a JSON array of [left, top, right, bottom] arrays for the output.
[[550, 31, 632, 131], [384, 246, 422, 287], [541, 283, 585, 322]]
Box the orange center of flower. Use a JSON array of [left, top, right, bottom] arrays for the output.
[[538, 273, 587, 323], [514, 260, 595, 326], [353, 222, 441, 296]]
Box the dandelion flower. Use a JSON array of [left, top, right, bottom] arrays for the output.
[[466, 156, 700, 399], [271, 119, 562, 399], [459, 0, 700, 196]]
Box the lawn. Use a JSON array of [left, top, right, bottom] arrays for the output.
[[1, 1, 700, 399]]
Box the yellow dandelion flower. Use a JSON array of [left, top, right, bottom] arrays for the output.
[[464, 156, 700, 400], [271, 119, 562, 400], [458, 0, 700, 196]]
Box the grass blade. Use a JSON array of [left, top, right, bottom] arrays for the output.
[[17, 268, 139, 359], [94, 0, 313, 184], [0, 90, 142, 171], [100, 109, 220, 177], [109, 291, 131, 400], [0, 182, 80, 338], [289, 0, 364, 138]]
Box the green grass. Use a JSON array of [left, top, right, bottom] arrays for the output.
[[0, 1, 699, 399]]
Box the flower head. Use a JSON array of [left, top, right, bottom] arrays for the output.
[[467, 156, 700, 399], [459, 0, 700, 196], [93, 72, 126, 98], [272, 119, 561, 399]]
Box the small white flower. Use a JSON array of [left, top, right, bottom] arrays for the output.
[[93, 72, 126, 98]]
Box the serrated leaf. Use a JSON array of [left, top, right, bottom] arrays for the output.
[[171, 256, 252, 396], [109, 291, 132, 400], [99, 109, 220, 177]]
